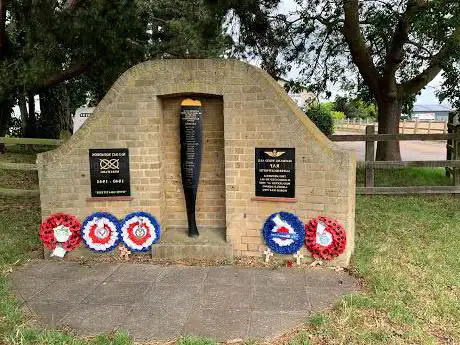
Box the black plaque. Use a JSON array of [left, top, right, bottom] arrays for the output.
[[180, 101, 203, 237], [255, 148, 295, 198], [89, 148, 130, 197]]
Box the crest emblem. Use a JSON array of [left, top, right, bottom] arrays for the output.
[[264, 149, 285, 158]]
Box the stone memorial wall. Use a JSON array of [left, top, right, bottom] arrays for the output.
[[37, 59, 356, 266]]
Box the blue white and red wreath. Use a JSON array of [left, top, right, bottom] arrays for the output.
[[262, 211, 305, 254], [120, 211, 160, 252], [81, 212, 120, 252]]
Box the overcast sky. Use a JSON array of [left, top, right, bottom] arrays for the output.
[[278, 0, 445, 105]]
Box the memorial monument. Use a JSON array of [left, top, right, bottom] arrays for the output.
[[37, 59, 356, 267]]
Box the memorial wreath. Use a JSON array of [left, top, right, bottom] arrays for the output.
[[262, 211, 305, 254], [304, 216, 346, 260], [39, 213, 81, 252], [120, 211, 160, 252], [81, 212, 120, 252]]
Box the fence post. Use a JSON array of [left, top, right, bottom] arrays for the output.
[[365, 125, 375, 188], [428, 120, 432, 134], [414, 118, 419, 134], [402, 120, 406, 134], [444, 120, 448, 134], [454, 123, 460, 188]]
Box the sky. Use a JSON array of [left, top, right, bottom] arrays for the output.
[[278, 0, 446, 106]]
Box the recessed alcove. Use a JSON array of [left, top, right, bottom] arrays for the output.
[[157, 94, 228, 257]]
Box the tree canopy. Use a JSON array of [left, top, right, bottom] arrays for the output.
[[0, 0, 230, 141], [218, 0, 460, 160]]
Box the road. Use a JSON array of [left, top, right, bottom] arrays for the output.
[[334, 131, 447, 161]]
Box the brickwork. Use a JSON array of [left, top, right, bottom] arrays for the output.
[[37, 59, 356, 266]]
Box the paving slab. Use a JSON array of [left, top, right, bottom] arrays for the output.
[[11, 260, 358, 341], [60, 304, 131, 336], [86, 281, 151, 305], [108, 263, 165, 282], [248, 311, 307, 338]]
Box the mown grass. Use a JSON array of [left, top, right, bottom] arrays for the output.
[[302, 195, 460, 345], [0, 151, 459, 344], [0, 147, 38, 190], [356, 167, 452, 187]]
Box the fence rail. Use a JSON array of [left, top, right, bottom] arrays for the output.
[[0, 162, 38, 171], [335, 118, 448, 134], [330, 133, 459, 141], [0, 137, 63, 146], [0, 137, 59, 197], [356, 160, 460, 169], [329, 121, 460, 195]]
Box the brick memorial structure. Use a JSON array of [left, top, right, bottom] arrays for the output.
[[37, 59, 356, 267]]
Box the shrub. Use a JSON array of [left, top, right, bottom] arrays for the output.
[[331, 111, 346, 120], [305, 106, 334, 135]]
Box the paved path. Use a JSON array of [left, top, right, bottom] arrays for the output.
[[11, 261, 357, 341], [335, 131, 446, 161]]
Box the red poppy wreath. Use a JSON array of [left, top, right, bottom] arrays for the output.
[[304, 216, 346, 260], [39, 213, 81, 254]]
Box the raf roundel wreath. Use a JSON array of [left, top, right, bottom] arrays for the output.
[[305, 216, 347, 260], [120, 211, 160, 252], [81, 212, 120, 252], [262, 212, 305, 254], [39, 213, 81, 251]]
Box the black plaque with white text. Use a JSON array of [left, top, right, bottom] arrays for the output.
[[180, 101, 203, 237], [255, 148, 295, 198], [89, 148, 130, 197]]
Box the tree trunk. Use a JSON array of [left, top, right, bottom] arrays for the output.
[[39, 88, 72, 139], [376, 98, 402, 161], [19, 94, 37, 137], [0, 97, 12, 153], [18, 96, 28, 136]]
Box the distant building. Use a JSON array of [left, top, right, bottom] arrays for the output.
[[278, 79, 315, 109], [411, 104, 453, 121], [73, 107, 95, 133]]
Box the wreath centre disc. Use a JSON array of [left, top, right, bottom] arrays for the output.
[[121, 212, 160, 252], [53, 225, 71, 242], [316, 221, 333, 247], [81, 213, 120, 252]]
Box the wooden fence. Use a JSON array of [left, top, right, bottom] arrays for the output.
[[0, 138, 63, 197], [2, 126, 460, 197], [329, 123, 460, 195], [335, 118, 448, 134]]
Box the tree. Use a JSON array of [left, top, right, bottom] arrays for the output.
[[216, 0, 460, 160], [305, 105, 335, 135], [0, 0, 149, 141], [0, 0, 231, 141]]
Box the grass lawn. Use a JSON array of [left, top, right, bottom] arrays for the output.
[[357, 167, 453, 187], [0, 151, 459, 344]]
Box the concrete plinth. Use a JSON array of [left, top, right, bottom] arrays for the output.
[[152, 228, 232, 260]]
